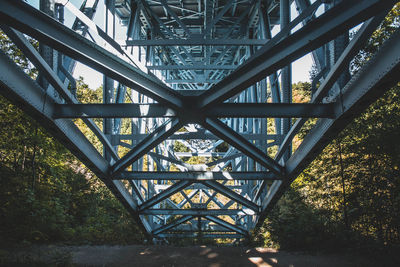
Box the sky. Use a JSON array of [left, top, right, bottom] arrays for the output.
[[26, 0, 313, 90]]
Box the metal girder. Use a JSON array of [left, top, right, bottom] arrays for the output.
[[115, 132, 280, 141], [275, 13, 388, 162], [116, 171, 278, 181], [257, 27, 400, 228], [287, 27, 400, 181], [146, 65, 237, 70], [155, 183, 244, 190], [0, 49, 151, 235], [137, 0, 198, 74], [130, 180, 145, 204], [157, 233, 244, 239], [159, 0, 191, 37], [170, 224, 235, 233], [204, 216, 248, 236], [152, 215, 193, 235], [294, 0, 325, 71], [204, 0, 235, 36], [147, 152, 194, 170], [53, 103, 335, 118], [206, 103, 335, 118], [202, 118, 284, 177], [2, 0, 399, 242], [251, 12, 391, 204], [140, 209, 255, 216], [0, 26, 120, 160], [56, 0, 125, 55], [176, 188, 198, 209], [53, 103, 177, 118], [202, 180, 259, 212], [0, 0, 184, 109], [198, 0, 397, 108], [125, 39, 269, 46], [165, 79, 220, 84], [138, 180, 192, 211], [0, 49, 108, 180], [205, 153, 243, 167], [111, 118, 183, 175]]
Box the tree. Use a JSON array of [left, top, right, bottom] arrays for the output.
[[0, 30, 144, 246], [257, 4, 400, 249]]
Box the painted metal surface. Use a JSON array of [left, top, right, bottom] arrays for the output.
[[0, 0, 399, 241]]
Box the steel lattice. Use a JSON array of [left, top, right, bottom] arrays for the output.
[[0, 0, 399, 242]]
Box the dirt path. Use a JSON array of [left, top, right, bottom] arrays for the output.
[[1, 245, 398, 266]]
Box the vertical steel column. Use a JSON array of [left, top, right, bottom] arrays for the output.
[[259, 6, 281, 136], [280, 0, 292, 160], [103, 0, 115, 161], [332, 1, 350, 89], [56, 0, 99, 88], [127, 7, 141, 178], [38, 0, 55, 90], [325, 0, 350, 98], [294, 0, 326, 71]]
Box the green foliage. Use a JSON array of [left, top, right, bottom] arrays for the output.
[[0, 29, 144, 248], [256, 5, 400, 250], [0, 90, 144, 246], [0, 30, 144, 245], [0, 30, 37, 78], [1, 5, 400, 250], [254, 188, 339, 250], [174, 141, 190, 152]]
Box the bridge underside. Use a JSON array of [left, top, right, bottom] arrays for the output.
[[0, 0, 399, 242]]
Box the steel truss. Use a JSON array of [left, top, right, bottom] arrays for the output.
[[0, 0, 399, 242]]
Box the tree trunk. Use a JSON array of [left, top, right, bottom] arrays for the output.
[[337, 139, 350, 232], [31, 127, 38, 193], [21, 145, 26, 171]]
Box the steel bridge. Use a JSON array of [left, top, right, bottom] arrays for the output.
[[0, 0, 399, 242]]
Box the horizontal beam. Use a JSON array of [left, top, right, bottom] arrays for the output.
[[155, 183, 244, 190], [140, 209, 256, 216], [53, 103, 177, 118], [165, 79, 220, 84], [156, 233, 244, 239], [175, 152, 228, 157], [176, 90, 207, 96], [115, 132, 281, 141], [170, 224, 237, 232], [115, 171, 278, 180], [148, 151, 248, 170], [53, 103, 334, 118], [147, 64, 237, 70], [125, 39, 268, 46], [207, 103, 335, 118]]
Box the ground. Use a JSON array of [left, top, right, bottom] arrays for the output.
[[0, 245, 398, 266]]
